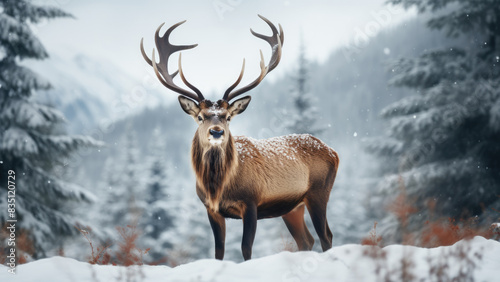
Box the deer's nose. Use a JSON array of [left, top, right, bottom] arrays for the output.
[[209, 129, 224, 139]]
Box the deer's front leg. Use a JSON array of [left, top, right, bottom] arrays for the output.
[[241, 203, 257, 260], [207, 209, 226, 260]]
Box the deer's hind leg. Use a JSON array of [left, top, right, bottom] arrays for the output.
[[282, 202, 315, 251], [305, 195, 332, 251], [304, 166, 336, 251]]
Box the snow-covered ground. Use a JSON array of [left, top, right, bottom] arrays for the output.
[[1, 237, 498, 282]]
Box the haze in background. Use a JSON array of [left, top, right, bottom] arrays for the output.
[[21, 0, 423, 262], [34, 0, 414, 102]]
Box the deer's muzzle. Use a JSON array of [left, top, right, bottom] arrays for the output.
[[209, 129, 224, 139]]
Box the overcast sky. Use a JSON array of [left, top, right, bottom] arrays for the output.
[[34, 0, 415, 98]]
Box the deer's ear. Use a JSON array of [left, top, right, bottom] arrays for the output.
[[228, 96, 251, 118], [178, 96, 200, 117]]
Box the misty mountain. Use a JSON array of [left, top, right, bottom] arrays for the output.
[[29, 53, 169, 134]]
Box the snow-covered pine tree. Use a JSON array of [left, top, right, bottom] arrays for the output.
[[167, 191, 213, 263], [285, 40, 325, 136], [99, 128, 147, 239], [366, 0, 500, 242], [141, 127, 175, 263], [0, 0, 101, 258]]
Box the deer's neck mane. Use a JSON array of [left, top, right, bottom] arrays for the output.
[[191, 132, 238, 212]]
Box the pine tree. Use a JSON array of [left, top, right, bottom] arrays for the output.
[[100, 128, 147, 235], [285, 40, 325, 136], [141, 127, 175, 263], [0, 0, 101, 257], [367, 0, 500, 242], [168, 192, 212, 263]]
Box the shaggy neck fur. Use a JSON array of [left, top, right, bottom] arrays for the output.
[[192, 131, 238, 212]]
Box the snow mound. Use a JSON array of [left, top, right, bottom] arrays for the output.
[[1, 237, 499, 282]]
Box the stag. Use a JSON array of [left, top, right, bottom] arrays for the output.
[[141, 15, 339, 260]]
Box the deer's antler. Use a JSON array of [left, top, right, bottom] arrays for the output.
[[222, 15, 284, 102], [140, 21, 205, 102]]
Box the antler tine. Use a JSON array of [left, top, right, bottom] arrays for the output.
[[140, 21, 204, 102], [152, 50, 200, 102], [140, 38, 153, 66], [223, 15, 284, 102], [251, 15, 284, 72], [222, 59, 246, 100], [178, 53, 204, 99], [141, 36, 179, 78]]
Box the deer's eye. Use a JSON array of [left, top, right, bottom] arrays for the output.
[[198, 116, 203, 121], [227, 116, 231, 122]]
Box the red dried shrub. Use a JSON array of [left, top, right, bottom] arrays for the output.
[[421, 217, 494, 248], [0, 225, 35, 265], [361, 222, 382, 246], [381, 177, 496, 247], [16, 229, 35, 264], [360, 177, 498, 282], [113, 225, 150, 266], [387, 177, 418, 231], [75, 225, 111, 265], [278, 233, 298, 253], [76, 224, 153, 267]]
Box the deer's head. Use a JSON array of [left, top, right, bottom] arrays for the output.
[[177, 97, 250, 147], [140, 15, 283, 148]]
